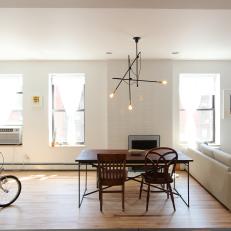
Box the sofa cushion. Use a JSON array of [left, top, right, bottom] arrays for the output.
[[198, 143, 214, 158], [213, 149, 231, 168]]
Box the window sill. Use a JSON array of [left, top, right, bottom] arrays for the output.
[[49, 143, 85, 148], [207, 143, 220, 148]]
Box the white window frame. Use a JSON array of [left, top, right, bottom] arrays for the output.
[[49, 73, 85, 147], [179, 73, 220, 146]]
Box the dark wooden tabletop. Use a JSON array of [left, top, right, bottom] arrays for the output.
[[75, 149, 193, 164]]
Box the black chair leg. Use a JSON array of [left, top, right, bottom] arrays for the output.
[[146, 184, 150, 212], [167, 184, 169, 199], [139, 178, 143, 199], [98, 182, 100, 200], [96, 171, 99, 188], [122, 184, 125, 211], [99, 185, 103, 212], [168, 183, 176, 211]]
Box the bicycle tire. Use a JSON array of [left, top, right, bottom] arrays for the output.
[[0, 175, 22, 207]]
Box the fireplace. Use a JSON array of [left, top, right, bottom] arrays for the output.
[[128, 135, 160, 150]]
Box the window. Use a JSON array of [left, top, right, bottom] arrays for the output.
[[49, 73, 85, 146], [0, 75, 23, 126], [179, 74, 220, 145]]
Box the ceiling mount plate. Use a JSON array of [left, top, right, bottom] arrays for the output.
[[133, 37, 141, 43]]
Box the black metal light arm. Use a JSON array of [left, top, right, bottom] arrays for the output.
[[133, 36, 140, 87], [112, 51, 141, 94], [112, 78, 165, 84], [128, 55, 132, 109]]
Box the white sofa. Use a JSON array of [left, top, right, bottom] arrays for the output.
[[185, 143, 231, 210]]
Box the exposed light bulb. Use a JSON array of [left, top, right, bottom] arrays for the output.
[[128, 104, 133, 110], [162, 80, 168, 85], [109, 93, 114, 98]]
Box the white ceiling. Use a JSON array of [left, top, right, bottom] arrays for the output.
[[1, 7, 231, 60], [1, 0, 231, 9]]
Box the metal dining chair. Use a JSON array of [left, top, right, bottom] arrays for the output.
[[139, 147, 178, 211]]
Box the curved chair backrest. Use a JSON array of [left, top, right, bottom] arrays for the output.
[[144, 147, 178, 178]]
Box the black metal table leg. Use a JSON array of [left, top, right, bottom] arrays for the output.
[[78, 163, 89, 208], [187, 162, 190, 206], [78, 161, 81, 208], [173, 161, 190, 207], [85, 164, 88, 191], [174, 170, 176, 188]]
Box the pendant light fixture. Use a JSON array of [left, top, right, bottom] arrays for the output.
[[109, 37, 167, 110]]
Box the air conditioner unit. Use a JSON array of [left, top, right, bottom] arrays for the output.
[[0, 127, 22, 145]]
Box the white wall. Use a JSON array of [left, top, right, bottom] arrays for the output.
[[107, 60, 173, 148], [1, 59, 231, 168], [0, 61, 107, 167]]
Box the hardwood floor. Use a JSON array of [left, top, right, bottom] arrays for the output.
[[0, 170, 230, 229]]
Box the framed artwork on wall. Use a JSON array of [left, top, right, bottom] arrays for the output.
[[32, 95, 43, 107], [223, 89, 231, 118]]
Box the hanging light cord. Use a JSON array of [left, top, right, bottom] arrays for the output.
[[130, 52, 142, 81]]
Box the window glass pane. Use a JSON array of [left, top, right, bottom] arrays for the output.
[[54, 111, 67, 143], [179, 74, 219, 144], [8, 111, 23, 126], [50, 73, 85, 146], [197, 95, 213, 109], [180, 95, 213, 110], [195, 111, 214, 142], [78, 88, 84, 110], [180, 110, 214, 143], [74, 111, 84, 143], [53, 84, 85, 111], [54, 111, 84, 144], [0, 75, 23, 126], [54, 86, 65, 110]]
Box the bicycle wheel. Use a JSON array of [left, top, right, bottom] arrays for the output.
[[0, 175, 22, 207]]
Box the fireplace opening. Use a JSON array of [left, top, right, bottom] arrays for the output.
[[128, 135, 160, 150], [128, 135, 160, 173]]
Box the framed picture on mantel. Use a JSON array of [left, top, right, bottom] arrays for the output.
[[223, 89, 231, 118]]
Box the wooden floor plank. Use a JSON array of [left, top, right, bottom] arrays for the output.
[[0, 170, 230, 229]]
